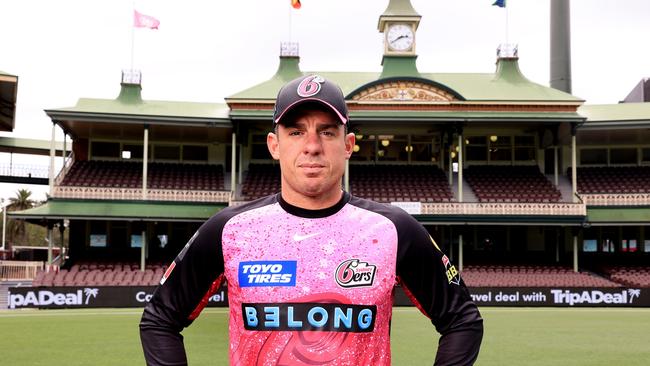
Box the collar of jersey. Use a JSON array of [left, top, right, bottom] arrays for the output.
[[276, 191, 350, 219]]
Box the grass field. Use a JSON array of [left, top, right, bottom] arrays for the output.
[[1, 307, 649, 365]]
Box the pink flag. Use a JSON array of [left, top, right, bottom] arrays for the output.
[[133, 10, 160, 29]]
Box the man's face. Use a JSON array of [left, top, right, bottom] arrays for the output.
[[267, 109, 354, 205]]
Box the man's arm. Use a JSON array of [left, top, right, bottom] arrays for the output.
[[139, 215, 226, 366], [395, 215, 483, 365]]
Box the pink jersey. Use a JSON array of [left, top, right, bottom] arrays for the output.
[[141, 192, 483, 365], [222, 201, 397, 365]]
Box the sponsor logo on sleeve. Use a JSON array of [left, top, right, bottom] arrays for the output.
[[238, 260, 297, 287], [442, 255, 460, 285], [159, 261, 176, 286], [335, 259, 376, 288]]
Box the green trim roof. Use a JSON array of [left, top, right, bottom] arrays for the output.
[[0, 137, 64, 155], [46, 83, 231, 125], [48, 99, 230, 120], [227, 58, 581, 103], [229, 108, 582, 122], [9, 199, 225, 222], [578, 103, 650, 128], [586, 207, 650, 224]]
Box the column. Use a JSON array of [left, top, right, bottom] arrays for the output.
[[49, 123, 56, 194], [238, 143, 244, 188], [573, 234, 578, 272], [62, 133, 67, 166], [554, 147, 559, 187], [47, 223, 54, 264], [231, 132, 237, 196], [571, 126, 577, 202], [59, 222, 66, 264], [458, 133, 463, 202], [141, 229, 147, 272], [142, 126, 149, 200]]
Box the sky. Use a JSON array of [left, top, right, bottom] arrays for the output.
[[1, 0, 649, 201]]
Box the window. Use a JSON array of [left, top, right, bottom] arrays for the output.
[[123, 144, 145, 159], [489, 136, 511, 161], [91, 141, 120, 158], [183, 145, 208, 161], [466, 136, 487, 161], [514, 136, 536, 161], [251, 135, 272, 159], [350, 135, 376, 162], [580, 149, 607, 165], [89, 221, 107, 247], [109, 222, 128, 248], [582, 227, 597, 252], [155, 145, 181, 160], [610, 148, 637, 164], [642, 148, 650, 163]]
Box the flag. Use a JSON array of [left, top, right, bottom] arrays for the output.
[[492, 0, 506, 7], [291, 0, 301, 9], [134, 10, 160, 29]]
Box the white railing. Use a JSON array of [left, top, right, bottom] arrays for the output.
[[0, 260, 44, 281], [421, 201, 586, 216], [52, 186, 231, 203], [581, 193, 650, 206], [53, 152, 75, 186]]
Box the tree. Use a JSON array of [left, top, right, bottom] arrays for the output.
[[6, 189, 35, 250]]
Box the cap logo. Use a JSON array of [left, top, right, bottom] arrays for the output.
[[297, 75, 325, 97]]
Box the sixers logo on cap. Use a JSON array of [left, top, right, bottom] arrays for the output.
[[296, 75, 325, 97], [335, 259, 376, 288]]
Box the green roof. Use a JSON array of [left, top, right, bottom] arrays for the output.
[[0, 137, 64, 155], [227, 58, 581, 103], [46, 84, 231, 125], [587, 207, 650, 224], [578, 103, 650, 128], [9, 199, 225, 222]]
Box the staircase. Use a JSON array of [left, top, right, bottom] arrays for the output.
[[0, 282, 10, 309], [0, 281, 31, 309], [548, 174, 575, 202]]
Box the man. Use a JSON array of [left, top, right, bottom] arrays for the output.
[[140, 75, 483, 365]]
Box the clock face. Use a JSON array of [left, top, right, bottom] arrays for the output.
[[387, 24, 414, 51]]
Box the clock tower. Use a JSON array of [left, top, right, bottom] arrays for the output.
[[378, 0, 421, 77]]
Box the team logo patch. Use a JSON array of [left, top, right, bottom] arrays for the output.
[[442, 255, 460, 285], [239, 260, 297, 287], [297, 75, 325, 97], [335, 259, 376, 288]]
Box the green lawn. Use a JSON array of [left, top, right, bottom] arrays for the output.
[[1, 307, 649, 365]]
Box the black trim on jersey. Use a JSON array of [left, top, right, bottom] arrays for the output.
[[140, 195, 278, 366], [277, 191, 350, 218], [347, 195, 484, 366]]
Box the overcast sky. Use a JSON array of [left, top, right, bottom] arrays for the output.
[[1, 0, 649, 201]]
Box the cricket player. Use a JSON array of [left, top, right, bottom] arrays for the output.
[[140, 75, 483, 365]]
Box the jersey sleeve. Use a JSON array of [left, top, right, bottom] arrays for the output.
[[139, 213, 226, 366], [394, 213, 483, 365]]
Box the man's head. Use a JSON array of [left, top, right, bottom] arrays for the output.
[[267, 75, 355, 208]]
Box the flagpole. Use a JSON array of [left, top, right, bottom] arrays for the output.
[[505, 2, 509, 46], [289, 5, 293, 42], [131, 1, 136, 71]]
